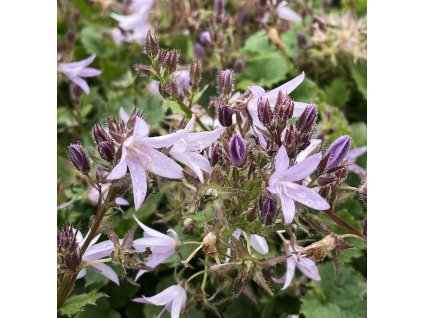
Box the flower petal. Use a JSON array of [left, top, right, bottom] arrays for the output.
[[293, 101, 309, 117], [296, 139, 321, 163], [277, 5, 302, 22], [280, 193, 296, 225], [170, 288, 187, 318], [83, 240, 114, 261], [250, 234, 269, 255], [282, 255, 297, 289], [71, 76, 90, 95], [348, 146, 367, 159], [284, 183, 330, 211], [91, 263, 120, 285], [140, 146, 183, 179], [133, 117, 150, 138], [275, 145, 289, 173], [284, 153, 322, 182], [248, 85, 266, 97], [133, 215, 172, 239], [79, 67, 101, 77], [119, 107, 130, 123], [182, 127, 226, 152], [107, 147, 128, 180], [133, 285, 180, 305], [171, 151, 210, 183], [265, 72, 305, 102], [126, 153, 148, 210], [297, 257, 321, 281]]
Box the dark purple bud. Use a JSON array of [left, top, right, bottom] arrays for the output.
[[167, 50, 179, 73], [296, 104, 317, 132], [194, 43, 205, 60], [218, 69, 233, 95], [297, 32, 307, 48], [258, 98, 273, 126], [146, 30, 159, 57], [190, 59, 202, 92], [218, 104, 233, 127], [229, 134, 247, 167], [260, 196, 277, 226], [318, 136, 351, 172], [98, 141, 115, 162], [214, 0, 224, 14], [313, 16, 326, 31], [211, 143, 223, 167], [68, 143, 90, 174], [93, 123, 109, 144], [233, 58, 245, 74], [73, 10, 80, 23], [134, 64, 151, 76]]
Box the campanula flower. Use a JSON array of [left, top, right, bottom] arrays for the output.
[[276, 1, 302, 23]]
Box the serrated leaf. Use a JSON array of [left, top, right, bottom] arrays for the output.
[[244, 53, 288, 88], [241, 30, 275, 55], [81, 28, 114, 58], [60, 290, 108, 316], [325, 78, 350, 107], [281, 24, 302, 58], [349, 61, 367, 99], [300, 263, 366, 318], [163, 99, 185, 115], [192, 85, 209, 104]]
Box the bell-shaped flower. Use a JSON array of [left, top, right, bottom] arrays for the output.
[[276, 1, 302, 23], [132, 216, 179, 281], [58, 54, 101, 95], [347, 146, 367, 175], [226, 228, 269, 262], [272, 244, 320, 289], [107, 115, 195, 210], [169, 125, 225, 183], [133, 284, 187, 318], [268, 146, 330, 224], [75, 231, 118, 285]]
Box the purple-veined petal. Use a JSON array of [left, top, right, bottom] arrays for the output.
[[283, 153, 322, 182], [248, 86, 266, 97], [119, 107, 130, 123], [275, 146, 289, 173], [282, 255, 297, 289], [170, 151, 209, 183], [249, 234, 269, 255], [115, 197, 129, 206], [83, 240, 114, 261], [79, 67, 102, 77], [348, 163, 366, 175], [182, 127, 226, 152], [265, 72, 305, 102], [133, 215, 176, 239], [170, 288, 187, 318], [297, 257, 320, 281], [107, 146, 128, 180], [91, 263, 120, 285], [71, 77, 90, 95], [280, 193, 296, 225], [126, 152, 148, 210], [348, 146, 367, 159], [133, 117, 150, 138], [144, 115, 195, 148], [140, 146, 184, 179], [284, 183, 330, 211], [296, 139, 321, 163], [277, 3, 302, 22], [133, 285, 181, 305]]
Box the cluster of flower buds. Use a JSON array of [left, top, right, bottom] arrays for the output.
[[283, 104, 317, 158], [259, 194, 278, 226], [317, 136, 351, 198], [57, 223, 81, 272], [258, 91, 294, 146], [93, 123, 115, 162]]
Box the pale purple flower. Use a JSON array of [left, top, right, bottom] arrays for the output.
[[169, 125, 226, 183], [58, 54, 101, 95], [347, 146, 367, 175], [200, 31, 212, 44], [107, 115, 196, 210], [276, 1, 302, 23], [272, 244, 320, 289], [226, 228, 269, 262], [148, 70, 190, 97], [268, 146, 330, 224], [247, 72, 308, 139], [133, 284, 187, 318], [132, 216, 179, 280], [296, 139, 321, 164], [75, 231, 118, 285], [194, 42, 205, 60], [87, 183, 129, 207]]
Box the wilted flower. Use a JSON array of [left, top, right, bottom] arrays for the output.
[[268, 146, 330, 224], [229, 134, 247, 167], [59, 54, 101, 95], [169, 124, 225, 183], [132, 216, 179, 280], [318, 135, 351, 172], [272, 243, 320, 289], [107, 115, 195, 210], [226, 228, 269, 261], [75, 231, 118, 285], [347, 146, 367, 175], [133, 284, 187, 318], [276, 1, 301, 23]]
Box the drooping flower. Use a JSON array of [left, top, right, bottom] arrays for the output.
[[272, 244, 320, 289], [87, 183, 129, 207], [59, 54, 101, 95], [347, 146, 367, 175], [169, 124, 226, 183], [107, 115, 196, 210], [247, 72, 309, 136], [75, 231, 118, 285], [132, 216, 179, 280], [227, 228, 269, 260], [276, 1, 302, 23], [268, 146, 330, 224], [133, 284, 187, 318]]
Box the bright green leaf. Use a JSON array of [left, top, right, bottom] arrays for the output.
[[60, 290, 108, 316]]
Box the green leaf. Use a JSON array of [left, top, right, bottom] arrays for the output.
[[244, 52, 288, 88], [81, 28, 114, 58], [139, 95, 165, 125], [349, 61, 367, 99], [281, 24, 302, 58], [300, 263, 367, 318], [75, 298, 120, 318], [349, 123, 367, 147], [60, 290, 108, 316], [241, 30, 275, 55], [163, 99, 185, 115], [325, 78, 350, 107], [192, 85, 209, 104]]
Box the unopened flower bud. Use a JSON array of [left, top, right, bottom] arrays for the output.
[[318, 136, 351, 172], [167, 50, 179, 73], [214, 0, 224, 14], [218, 69, 233, 95], [98, 141, 115, 162], [190, 59, 202, 92], [229, 134, 247, 167], [211, 143, 223, 166], [200, 31, 212, 44], [194, 43, 205, 60], [258, 99, 273, 126], [233, 58, 245, 74], [313, 16, 326, 31], [93, 123, 109, 144], [145, 30, 159, 57], [296, 104, 317, 132], [68, 143, 90, 174], [218, 104, 233, 127], [260, 195, 277, 226], [134, 64, 151, 76], [297, 32, 307, 48]]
